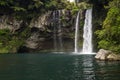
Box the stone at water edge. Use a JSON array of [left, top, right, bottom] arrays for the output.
[[107, 53, 120, 61], [95, 49, 111, 60], [95, 49, 120, 61], [95, 51, 103, 59]]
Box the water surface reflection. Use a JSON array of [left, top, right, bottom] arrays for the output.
[[0, 54, 120, 80]]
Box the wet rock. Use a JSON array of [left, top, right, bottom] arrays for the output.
[[0, 15, 23, 32], [25, 32, 40, 49], [29, 11, 52, 30]]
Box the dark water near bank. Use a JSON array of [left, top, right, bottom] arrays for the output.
[[0, 53, 120, 80]]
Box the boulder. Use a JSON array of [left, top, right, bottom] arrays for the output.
[[95, 49, 111, 60], [107, 53, 120, 61], [95, 49, 120, 61]]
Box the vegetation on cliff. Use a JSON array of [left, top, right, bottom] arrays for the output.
[[0, 0, 69, 19], [96, 0, 120, 53], [0, 0, 120, 54], [0, 0, 76, 53]]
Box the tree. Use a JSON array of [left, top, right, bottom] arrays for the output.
[[96, 0, 120, 53]]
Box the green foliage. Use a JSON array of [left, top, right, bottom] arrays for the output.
[[0, 28, 29, 53], [0, 0, 14, 6], [0, 0, 70, 53], [20, 27, 31, 38], [77, 2, 92, 9], [65, 2, 79, 15], [0, 0, 8, 6], [11, 6, 26, 11], [45, 0, 59, 10], [0, 0, 68, 19], [0, 29, 10, 35], [96, 0, 120, 53]]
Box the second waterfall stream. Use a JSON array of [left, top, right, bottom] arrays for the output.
[[74, 8, 93, 53], [82, 8, 93, 53], [74, 11, 80, 53]]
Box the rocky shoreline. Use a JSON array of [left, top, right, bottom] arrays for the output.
[[95, 49, 120, 61]]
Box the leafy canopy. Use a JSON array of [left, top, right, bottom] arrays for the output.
[[96, 0, 120, 53]]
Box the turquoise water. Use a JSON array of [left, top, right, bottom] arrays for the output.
[[0, 53, 120, 80]]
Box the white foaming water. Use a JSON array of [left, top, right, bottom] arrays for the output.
[[68, 0, 75, 2], [71, 52, 96, 55], [82, 8, 93, 53], [74, 11, 80, 53]]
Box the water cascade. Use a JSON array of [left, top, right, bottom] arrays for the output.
[[82, 8, 93, 53], [58, 10, 63, 51], [53, 10, 63, 52], [68, 0, 75, 2], [53, 11, 57, 51], [74, 11, 80, 53]]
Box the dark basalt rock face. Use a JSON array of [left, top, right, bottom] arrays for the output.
[[21, 10, 76, 52], [0, 15, 23, 32], [0, 9, 86, 53]]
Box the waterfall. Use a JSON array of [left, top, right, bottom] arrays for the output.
[[74, 11, 80, 53], [82, 8, 93, 53], [58, 10, 63, 51], [53, 10, 63, 52], [68, 0, 75, 2], [53, 11, 57, 51]]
